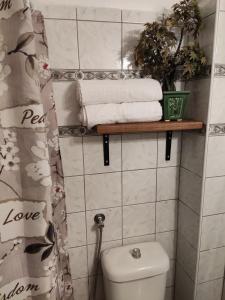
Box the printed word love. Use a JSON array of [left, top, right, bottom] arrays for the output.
[[3, 209, 40, 225], [0, 200, 47, 242]]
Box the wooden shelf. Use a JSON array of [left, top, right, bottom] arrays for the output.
[[96, 120, 203, 166], [96, 120, 203, 135]]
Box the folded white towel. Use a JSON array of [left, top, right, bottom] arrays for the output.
[[79, 101, 162, 129], [77, 79, 163, 106]]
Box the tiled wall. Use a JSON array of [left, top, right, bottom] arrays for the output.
[[175, 0, 225, 299], [41, 5, 180, 300]]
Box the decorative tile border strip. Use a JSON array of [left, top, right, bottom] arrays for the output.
[[51, 69, 143, 81], [214, 64, 225, 77], [51, 68, 211, 82], [59, 125, 96, 137], [209, 124, 225, 136]]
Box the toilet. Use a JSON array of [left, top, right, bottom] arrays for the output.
[[101, 242, 169, 300]]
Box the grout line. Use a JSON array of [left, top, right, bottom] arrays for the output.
[[206, 174, 225, 179], [179, 165, 203, 179], [179, 199, 200, 216], [75, 9, 81, 70], [177, 231, 198, 251], [197, 276, 225, 285], [63, 165, 182, 178], [176, 261, 195, 283], [203, 211, 225, 217], [121, 135, 124, 245], [67, 230, 176, 248], [200, 245, 225, 253], [120, 10, 123, 71], [155, 133, 159, 233], [80, 135, 90, 299]]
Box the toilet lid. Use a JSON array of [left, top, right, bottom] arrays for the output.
[[101, 242, 170, 283]]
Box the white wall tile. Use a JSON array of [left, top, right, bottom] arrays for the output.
[[65, 176, 85, 213], [196, 279, 224, 300], [210, 78, 225, 123], [73, 277, 89, 300], [78, 21, 121, 69], [215, 12, 225, 64], [123, 203, 155, 238], [83, 135, 121, 174], [40, 4, 77, 19], [123, 233, 155, 245], [156, 231, 176, 259], [203, 176, 225, 215], [198, 247, 225, 283], [85, 172, 121, 210], [122, 133, 157, 170], [59, 137, 83, 176], [122, 23, 144, 69], [179, 168, 202, 214], [157, 167, 179, 201], [77, 7, 121, 21], [123, 169, 156, 205], [45, 19, 79, 69], [175, 264, 195, 300], [185, 79, 211, 124], [221, 0, 225, 10], [53, 82, 80, 126], [69, 246, 88, 279], [122, 9, 157, 23], [181, 133, 205, 177], [178, 202, 200, 248], [158, 132, 181, 168], [87, 240, 122, 275], [177, 234, 197, 280], [86, 207, 122, 244], [156, 200, 177, 232], [199, 14, 215, 63], [198, 0, 217, 17], [206, 136, 225, 177], [200, 214, 225, 250], [67, 212, 87, 247]]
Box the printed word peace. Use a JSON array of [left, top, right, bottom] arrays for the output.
[[21, 109, 46, 125]]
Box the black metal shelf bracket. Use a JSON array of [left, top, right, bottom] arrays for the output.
[[103, 131, 173, 165], [103, 134, 110, 166], [166, 131, 173, 161]]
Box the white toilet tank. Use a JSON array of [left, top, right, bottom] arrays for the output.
[[101, 242, 170, 300]]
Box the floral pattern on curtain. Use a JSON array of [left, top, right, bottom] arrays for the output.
[[0, 1, 73, 299]]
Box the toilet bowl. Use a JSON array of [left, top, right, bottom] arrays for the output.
[[101, 241, 169, 300]]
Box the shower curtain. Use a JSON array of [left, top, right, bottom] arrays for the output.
[[0, 1, 73, 299]]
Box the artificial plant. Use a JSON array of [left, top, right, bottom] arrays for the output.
[[134, 0, 207, 91]]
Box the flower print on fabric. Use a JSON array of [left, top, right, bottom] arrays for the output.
[[0, 34, 12, 96], [25, 140, 52, 186], [3, 130, 17, 142], [38, 55, 51, 80], [48, 130, 60, 152], [0, 131, 20, 173]]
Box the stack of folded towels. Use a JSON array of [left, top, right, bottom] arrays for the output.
[[77, 79, 163, 129]]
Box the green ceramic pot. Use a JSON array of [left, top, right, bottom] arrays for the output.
[[163, 91, 190, 121]]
